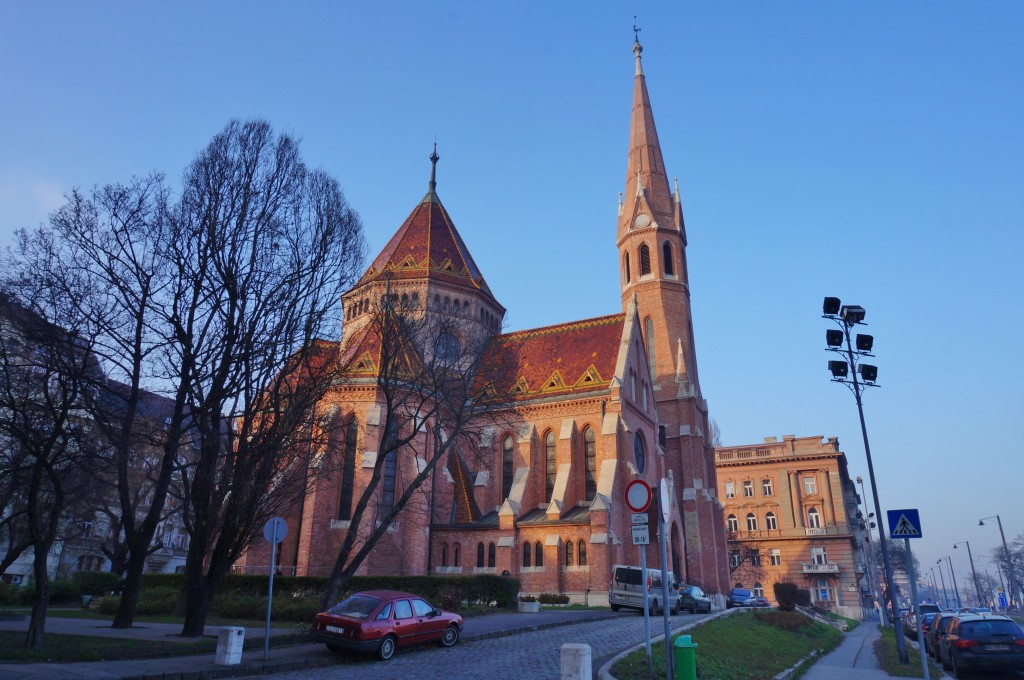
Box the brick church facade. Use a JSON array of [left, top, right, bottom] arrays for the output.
[[239, 38, 729, 602]]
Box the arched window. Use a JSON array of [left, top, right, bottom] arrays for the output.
[[476, 542, 485, 568], [807, 507, 821, 529], [624, 253, 631, 283], [545, 431, 557, 502], [645, 317, 656, 381], [453, 544, 460, 567], [727, 514, 739, 532], [815, 578, 834, 602], [535, 541, 544, 567], [400, 293, 409, 308], [487, 542, 496, 568], [753, 583, 764, 598], [463, 301, 469, 316], [502, 435, 515, 499], [633, 432, 646, 474], [578, 539, 587, 566], [765, 512, 778, 530], [434, 295, 441, 310], [522, 541, 531, 567], [410, 292, 419, 308], [658, 425, 666, 448], [441, 544, 448, 567], [583, 427, 597, 501], [746, 513, 758, 531], [639, 244, 651, 276], [381, 450, 397, 516], [630, 370, 636, 401], [564, 540, 574, 567], [339, 417, 358, 520], [663, 242, 674, 276], [444, 297, 451, 312]]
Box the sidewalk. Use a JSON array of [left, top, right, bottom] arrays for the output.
[[0, 609, 619, 680], [801, 623, 943, 680]]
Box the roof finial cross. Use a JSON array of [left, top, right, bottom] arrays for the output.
[[428, 142, 439, 194], [633, 17, 641, 43]]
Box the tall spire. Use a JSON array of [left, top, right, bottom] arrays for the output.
[[426, 143, 440, 202], [619, 33, 674, 234]]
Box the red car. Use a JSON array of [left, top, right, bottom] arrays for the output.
[[311, 590, 463, 660]]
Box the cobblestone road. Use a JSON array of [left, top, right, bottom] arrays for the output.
[[257, 611, 709, 680]]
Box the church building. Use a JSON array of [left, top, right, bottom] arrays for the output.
[[239, 38, 729, 602]]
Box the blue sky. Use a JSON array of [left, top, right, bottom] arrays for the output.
[[2, 2, 1022, 592]]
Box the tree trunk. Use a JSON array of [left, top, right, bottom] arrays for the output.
[[112, 552, 146, 628], [25, 545, 50, 650]]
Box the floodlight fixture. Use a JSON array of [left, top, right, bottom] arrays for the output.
[[840, 305, 866, 324], [826, 329, 844, 347], [828, 360, 848, 378], [856, 334, 874, 352], [860, 364, 878, 382], [823, 297, 841, 315]]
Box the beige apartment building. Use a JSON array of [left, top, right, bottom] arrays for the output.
[[715, 435, 868, 619]]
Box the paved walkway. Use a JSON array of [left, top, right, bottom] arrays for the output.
[[802, 623, 943, 680]]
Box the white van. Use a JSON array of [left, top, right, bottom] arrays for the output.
[[608, 565, 679, 614]]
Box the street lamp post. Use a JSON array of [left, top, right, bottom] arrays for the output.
[[856, 475, 883, 623], [980, 515, 1020, 610], [946, 556, 963, 609], [954, 541, 982, 608], [822, 297, 908, 663], [935, 560, 950, 608]]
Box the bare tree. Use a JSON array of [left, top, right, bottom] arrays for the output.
[[709, 418, 722, 448], [0, 292, 102, 649], [164, 120, 365, 636], [726, 539, 767, 586], [319, 291, 518, 609], [993, 535, 1024, 609]]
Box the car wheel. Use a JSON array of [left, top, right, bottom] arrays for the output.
[[610, 604, 621, 612], [940, 650, 950, 670], [950, 654, 967, 679], [703, 603, 712, 614], [376, 635, 397, 661], [440, 625, 459, 648]]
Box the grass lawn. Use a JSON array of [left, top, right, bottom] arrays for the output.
[[873, 626, 943, 678], [611, 609, 843, 680]]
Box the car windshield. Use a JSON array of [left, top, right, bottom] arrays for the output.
[[327, 594, 382, 619], [960, 620, 1022, 637]]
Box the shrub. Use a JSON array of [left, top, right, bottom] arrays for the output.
[[435, 584, 463, 611], [795, 589, 811, 607], [773, 582, 798, 611], [754, 609, 809, 631], [72, 571, 123, 596], [96, 595, 121, 615], [0, 582, 17, 605], [538, 593, 570, 605], [15, 579, 80, 605], [137, 587, 178, 615], [518, 594, 537, 602]]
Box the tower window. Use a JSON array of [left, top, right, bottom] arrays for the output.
[[624, 253, 631, 283], [339, 417, 358, 520], [663, 243, 674, 276], [639, 244, 651, 276], [502, 435, 514, 499], [645, 317, 656, 382], [583, 427, 596, 501], [545, 430, 557, 502]]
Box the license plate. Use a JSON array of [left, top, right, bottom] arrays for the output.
[[985, 644, 1010, 651], [326, 625, 345, 635]]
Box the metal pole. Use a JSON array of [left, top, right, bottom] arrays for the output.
[[264, 523, 277, 662], [947, 556, 962, 609], [964, 542, 981, 608], [641, 546, 652, 677], [843, 325, 908, 663], [995, 515, 1020, 609], [857, 476, 883, 622], [936, 560, 949, 609], [904, 539, 930, 680], [657, 499, 673, 680]]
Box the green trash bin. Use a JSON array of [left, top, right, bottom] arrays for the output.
[[673, 634, 698, 680]]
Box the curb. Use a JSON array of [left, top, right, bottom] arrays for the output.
[[598, 608, 738, 680]]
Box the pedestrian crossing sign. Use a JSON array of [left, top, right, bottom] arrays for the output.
[[887, 508, 922, 538]]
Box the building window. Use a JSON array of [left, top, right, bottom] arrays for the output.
[[811, 547, 828, 565], [624, 253, 631, 283], [762, 478, 773, 496], [765, 512, 778, 530], [565, 540, 574, 567], [746, 513, 758, 531], [339, 417, 358, 520], [729, 550, 741, 568], [770, 548, 782, 566], [477, 542, 485, 568], [633, 432, 646, 474], [815, 578, 834, 602], [522, 541, 531, 568], [753, 583, 764, 598], [803, 476, 817, 495], [441, 544, 448, 567], [645, 317, 656, 381], [535, 541, 544, 567], [453, 544, 460, 567], [743, 480, 753, 498], [487, 542, 496, 568], [662, 243, 674, 276], [502, 435, 515, 499], [545, 431, 557, 502], [727, 514, 739, 532], [639, 244, 651, 276], [583, 427, 597, 501], [381, 451, 397, 516], [724, 482, 735, 498], [578, 540, 587, 567], [807, 507, 821, 529], [658, 425, 666, 448], [748, 549, 761, 567]]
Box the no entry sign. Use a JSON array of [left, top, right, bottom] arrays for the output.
[[625, 479, 652, 513]]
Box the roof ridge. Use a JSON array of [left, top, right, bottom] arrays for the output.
[[497, 313, 625, 340]]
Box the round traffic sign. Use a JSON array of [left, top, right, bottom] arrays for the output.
[[263, 517, 288, 544], [624, 479, 652, 513]]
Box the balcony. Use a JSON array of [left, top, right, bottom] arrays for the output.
[[805, 527, 827, 536], [802, 562, 840, 574]]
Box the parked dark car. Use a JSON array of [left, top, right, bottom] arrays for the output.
[[678, 584, 712, 614], [311, 590, 462, 660], [925, 611, 957, 659], [751, 596, 771, 607], [936, 613, 1024, 678], [727, 587, 755, 608]]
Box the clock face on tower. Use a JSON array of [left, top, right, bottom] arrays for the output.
[[633, 213, 651, 229]]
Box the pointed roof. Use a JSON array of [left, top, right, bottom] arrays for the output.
[[620, 38, 675, 231], [356, 151, 500, 306]]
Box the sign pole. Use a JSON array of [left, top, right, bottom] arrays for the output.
[[904, 538, 929, 680], [657, 485, 673, 680], [264, 521, 277, 662], [641, 546, 652, 677]]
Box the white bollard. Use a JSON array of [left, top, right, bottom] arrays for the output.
[[560, 642, 592, 680], [215, 626, 246, 665]]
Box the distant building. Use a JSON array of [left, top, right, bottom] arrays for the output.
[[715, 435, 868, 619], [237, 37, 730, 600]]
